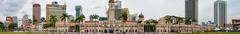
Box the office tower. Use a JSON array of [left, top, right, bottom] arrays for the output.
[[46, 2, 66, 21], [33, 3, 41, 24], [185, 0, 198, 22], [75, 5, 82, 17], [214, 0, 226, 27], [115, 0, 123, 20], [13, 16, 18, 23], [6, 16, 13, 25]]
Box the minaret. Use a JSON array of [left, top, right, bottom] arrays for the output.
[[214, 0, 226, 29], [137, 13, 144, 23]]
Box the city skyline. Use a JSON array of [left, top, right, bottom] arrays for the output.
[[0, 0, 240, 24]]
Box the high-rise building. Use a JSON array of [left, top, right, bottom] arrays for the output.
[[214, 0, 226, 27], [46, 2, 66, 21], [13, 16, 18, 23], [75, 5, 82, 17], [33, 3, 41, 24], [115, 0, 123, 20], [6, 16, 13, 25], [185, 0, 198, 22]]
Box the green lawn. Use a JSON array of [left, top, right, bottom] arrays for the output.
[[0, 32, 54, 34], [180, 32, 240, 34]]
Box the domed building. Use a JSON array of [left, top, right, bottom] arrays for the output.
[[137, 13, 144, 24]]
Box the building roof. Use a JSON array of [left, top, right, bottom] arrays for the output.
[[33, 3, 41, 7], [138, 13, 144, 18]]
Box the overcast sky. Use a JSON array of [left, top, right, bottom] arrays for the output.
[[0, 0, 239, 24]]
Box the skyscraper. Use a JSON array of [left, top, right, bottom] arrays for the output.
[[115, 0, 123, 20], [46, 2, 66, 21], [13, 16, 18, 23], [33, 3, 41, 24], [75, 5, 82, 17], [214, 0, 226, 27], [6, 16, 13, 25], [185, 0, 198, 22]]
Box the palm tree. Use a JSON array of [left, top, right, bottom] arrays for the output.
[[174, 16, 184, 24], [164, 15, 173, 33], [60, 13, 69, 33], [40, 17, 46, 23], [184, 17, 196, 34], [185, 18, 195, 25], [39, 17, 45, 32], [8, 23, 17, 31], [75, 14, 85, 33], [174, 16, 184, 32], [49, 15, 58, 32], [92, 14, 99, 33]]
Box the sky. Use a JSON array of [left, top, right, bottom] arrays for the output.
[[0, 0, 239, 24]]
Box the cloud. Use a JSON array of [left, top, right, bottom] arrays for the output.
[[0, 0, 27, 16], [0, 0, 29, 21]]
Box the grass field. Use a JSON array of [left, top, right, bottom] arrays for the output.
[[180, 32, 240, 34], [1, 32, 240, 34], [0, 32, 55, 34]]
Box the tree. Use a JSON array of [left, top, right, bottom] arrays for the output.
[[184, 17, 196, 34], [0, 21, 6, 31], [28, 19, 33, 24], [164, 15, 173, 33], [60, 13, 69, 33], [164, 15, 173, 24], [174, 16, 184, 24], [172, 16, 184, 32], [40, 17, 45, 23], [145, 19, 158, 24], [75, 15, 85, 23], [43, 15, 57, 30], [144, 19, 158, 32], [50, 15, 58, 27], [8, 23, 17, 31], [90, 14, 99, 20], [75, 14, 85, 33], [119, 11, 128, 33], [185, 18, 195, 25]]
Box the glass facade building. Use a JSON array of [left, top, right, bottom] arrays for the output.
[[185, 0, 198, 22], [214, 0, 226, 27]]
